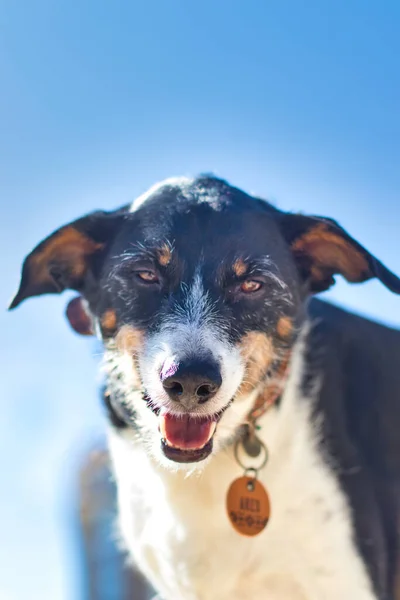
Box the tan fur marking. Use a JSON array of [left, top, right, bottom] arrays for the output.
[[237, 332, 274, 395], [291, 223, 369, 282], [157, 243, 172, 267], [276, 316, 293, 339], [101, 309, 117, 334], [31, 226, 103, 283], [115, 325, 144, 355], [233, 258, 248, 277]]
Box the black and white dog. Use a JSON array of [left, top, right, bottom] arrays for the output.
[[10, 176, 400, 599]]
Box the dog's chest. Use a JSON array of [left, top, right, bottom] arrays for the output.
[[109, 392, 377, 600]]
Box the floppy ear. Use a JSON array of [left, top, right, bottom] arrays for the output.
[[279, 213, 400, 294], [8, 207, 127, 310]]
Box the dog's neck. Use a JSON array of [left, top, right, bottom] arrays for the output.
[[248, 350, 292, 420]]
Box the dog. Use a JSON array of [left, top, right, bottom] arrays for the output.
[[9, 175, 400, 599]]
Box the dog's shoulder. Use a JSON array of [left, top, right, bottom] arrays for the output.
[[305, 299, 400, 597], [307, 298, 400, 475]]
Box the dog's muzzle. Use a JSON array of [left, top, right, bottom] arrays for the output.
[[158, 356, 224, 462]]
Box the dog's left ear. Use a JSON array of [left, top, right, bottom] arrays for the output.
[[8, 207, 127, 310], [279, 213, 400, 294]]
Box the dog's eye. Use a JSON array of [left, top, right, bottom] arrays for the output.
[[135, 270, 160, 284], [240, 280, 263, 294]]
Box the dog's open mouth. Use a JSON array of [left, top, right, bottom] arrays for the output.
[[144, 394, 231, 463], [159, 410, 216, 463]]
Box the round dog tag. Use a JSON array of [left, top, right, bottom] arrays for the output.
[[226, 475, 270, 536]]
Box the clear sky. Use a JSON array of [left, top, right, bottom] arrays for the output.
[[1, 2, 400, 599]]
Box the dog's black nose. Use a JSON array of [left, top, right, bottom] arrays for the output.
[[161, 358, 222, 406]]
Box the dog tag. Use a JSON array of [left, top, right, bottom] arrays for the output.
[[226, 475, 270, 536]]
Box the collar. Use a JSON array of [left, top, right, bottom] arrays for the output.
[[238, 350, 291, 457], [248, 350, 292, 423]]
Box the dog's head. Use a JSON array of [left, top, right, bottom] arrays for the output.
[[10, 176, 400, 468]]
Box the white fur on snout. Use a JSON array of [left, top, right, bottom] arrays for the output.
[[134, 272, 246, 461], [141, 329, 244, 409], [141, 276, 243, 410]]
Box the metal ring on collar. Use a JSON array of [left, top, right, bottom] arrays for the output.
[[234, 436, 269, 472]]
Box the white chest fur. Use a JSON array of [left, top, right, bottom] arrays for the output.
[[108, 351, 377, 600]]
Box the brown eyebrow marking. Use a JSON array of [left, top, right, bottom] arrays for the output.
[[276, 316, 293, 340], [157, 243, 173, 267], [232, 258, 248, 277]]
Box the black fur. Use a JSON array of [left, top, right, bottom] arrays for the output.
[[305, 299, 400, 599], [10, 176, 400, 599]]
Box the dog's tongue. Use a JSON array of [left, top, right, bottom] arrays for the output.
[[159, 411, 216, 450]]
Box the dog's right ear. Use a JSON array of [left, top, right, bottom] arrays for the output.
[[8, 207, 128, 310]]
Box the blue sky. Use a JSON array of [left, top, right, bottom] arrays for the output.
[[1, 1, 400, 598]]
